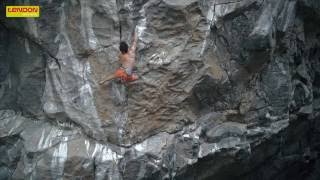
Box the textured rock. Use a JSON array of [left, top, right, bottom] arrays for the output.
[[0, 0, 320, 179]]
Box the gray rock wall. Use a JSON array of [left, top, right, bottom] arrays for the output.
[[0, 0, 320, 179]]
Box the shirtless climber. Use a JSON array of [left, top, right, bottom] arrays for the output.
[[99, 32, 138, 84]]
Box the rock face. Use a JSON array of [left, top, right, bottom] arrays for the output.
[[0, 0, 320, 179]]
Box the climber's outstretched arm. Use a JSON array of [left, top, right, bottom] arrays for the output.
[[130, 31, 137, 52]]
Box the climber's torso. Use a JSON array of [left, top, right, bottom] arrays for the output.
[[119, 49, 135, 70]]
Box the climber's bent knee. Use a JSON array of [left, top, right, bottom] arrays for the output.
[[127, 74, 138, 82]]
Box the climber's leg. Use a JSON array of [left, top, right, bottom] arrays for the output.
[[99, 74, 116, 84], [99, 68, 128, 84], [127, 73, 138, 82], [115, 68, 129, 82]]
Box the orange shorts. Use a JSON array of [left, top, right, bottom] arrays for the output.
[[114, 68, 138, 82]]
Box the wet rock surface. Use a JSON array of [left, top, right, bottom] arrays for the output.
[[1, 0, 320, 179]]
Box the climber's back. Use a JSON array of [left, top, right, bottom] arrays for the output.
[[99, 32, 138, 85]]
